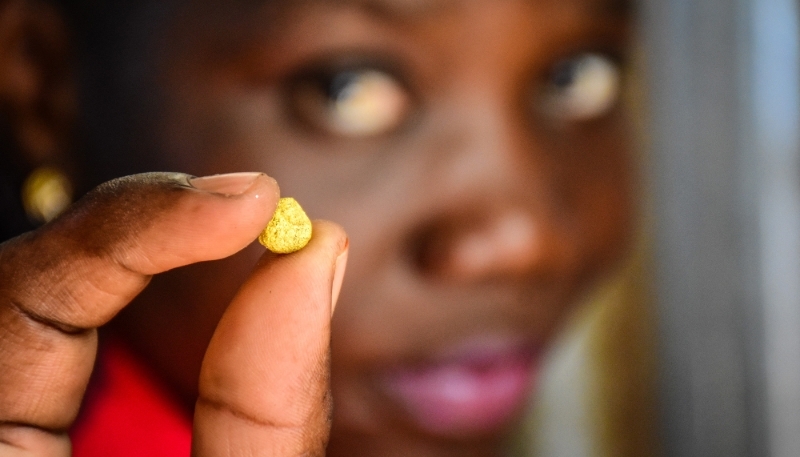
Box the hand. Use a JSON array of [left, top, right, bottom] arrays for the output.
[[0, 172, 348, 456]]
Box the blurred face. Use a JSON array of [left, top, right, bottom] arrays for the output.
[[105, 0, 633, 455]]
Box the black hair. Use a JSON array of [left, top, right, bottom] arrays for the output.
[[50, 0, 178, 191]]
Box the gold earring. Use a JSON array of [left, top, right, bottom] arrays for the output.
[[21, 167, 73, 224]]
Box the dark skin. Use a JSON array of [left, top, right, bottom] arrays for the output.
[[0, 0, 633, 456]]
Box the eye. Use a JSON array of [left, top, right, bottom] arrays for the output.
[[538, 53, 622, 122], [288, 67, 411, 137]]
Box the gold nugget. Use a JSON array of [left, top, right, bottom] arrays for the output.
[[259, 197, 312, 253]]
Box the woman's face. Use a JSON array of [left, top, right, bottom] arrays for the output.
[[108, 0, 633, 455]]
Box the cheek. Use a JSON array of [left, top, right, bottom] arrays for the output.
[[566, 123, 635, 270], [150, 84, 279, 177]]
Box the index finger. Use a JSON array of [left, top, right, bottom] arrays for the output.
[[0, 172, 278, 452]]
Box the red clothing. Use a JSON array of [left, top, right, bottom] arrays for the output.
[[70, 341, 192, 457]]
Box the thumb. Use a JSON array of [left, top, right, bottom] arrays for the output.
[[192, 221, 348, 456]]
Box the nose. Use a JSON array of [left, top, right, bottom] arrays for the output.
[[408, 98, 579, 283], [445, 209, 541, 278]]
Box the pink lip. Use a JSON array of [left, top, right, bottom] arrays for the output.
[[381, 339, 539, 436]]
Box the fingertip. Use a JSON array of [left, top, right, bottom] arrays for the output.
[[331, 239, 349, 314], [307, 220, 349, 259], [114, 172, 281, 270], [305, 222, 349, 314], [228, 173, 281, 203], [195, 219, 348, 451], [189, 172, 264, 196]]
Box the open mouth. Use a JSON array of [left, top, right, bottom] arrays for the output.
[[381, 338, 540, 436]]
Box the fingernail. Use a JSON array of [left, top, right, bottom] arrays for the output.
[[189, 172, 264, 196], [331, 239, 349, 315]]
